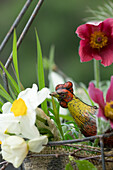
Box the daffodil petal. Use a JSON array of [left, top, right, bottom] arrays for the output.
[[0, 113, 20, 134], [17, 84, 38, 109], [0, 134, 9, 143], [35, 87, 50, 106], [28, 135, 48, 153], [17, 84, 50, 110], [20, 115, 40, 139], [2, 102, 12, 114]]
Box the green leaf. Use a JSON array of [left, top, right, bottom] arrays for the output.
[[0, 89, 13, 103], [12, 29, 21, 92], [0, 100, 3, 112], [35, 29, 48, 114], [49, 45, 55, 71], [64, 133, 73, 140], [0, 84, 13, 103], [48, 108, 55, 116], [0, 61, 19, 94], [59, 114, 74, 121], [75, 160, 97, 170], [8, 83, 17, 100], [52, 97, 64, 140], [0, 67, 3, 77], [65, 162, 73, 170], [35, 29, 45, 89]]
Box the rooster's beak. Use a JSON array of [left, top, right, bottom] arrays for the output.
[[50, 92, 60, 99]]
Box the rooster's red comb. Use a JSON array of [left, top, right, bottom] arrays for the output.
[[55, 81, 73, 94]]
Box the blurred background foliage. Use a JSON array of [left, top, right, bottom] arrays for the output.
[[0, 0, 113, 89]]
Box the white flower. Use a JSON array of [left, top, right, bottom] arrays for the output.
[[28, 135, 48, 153], [1, 84, 50, 139], [49, 71, 65, 92], [0, 114, 20, 134], [1, 136, 28, 168]]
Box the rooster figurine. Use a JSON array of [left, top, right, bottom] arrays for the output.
[[50, 81, 113, 147]]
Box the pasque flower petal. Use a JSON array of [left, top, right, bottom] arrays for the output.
[[106, 76, 113, 102], [79, 40, 93, 62], [88, 82, 105, 108], [110, 120, 113, 129], [76, 24, 91, 39], [97, 107, 107, 120], [101, 18, 113, 37]]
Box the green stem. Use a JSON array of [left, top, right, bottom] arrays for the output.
[[94, 60, 100, 145], [94, 60, 100, 88], [52, 97, 64, 140]]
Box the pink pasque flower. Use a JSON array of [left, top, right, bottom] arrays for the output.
[[75, 18, 113, 66], [88, 76, 113, 128]]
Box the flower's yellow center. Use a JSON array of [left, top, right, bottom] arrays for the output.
[[104, 101, 113, 120], [11, 98, 27, 117], [0, 141, 2, 144], [90, 31, 108, 49]]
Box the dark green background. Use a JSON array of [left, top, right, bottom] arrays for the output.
[[0, 0, 113, 88]]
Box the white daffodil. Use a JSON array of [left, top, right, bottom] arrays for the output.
[[1, 136, 28, 168], [1, 84, 50, 139], [28, 135, 48, 153]]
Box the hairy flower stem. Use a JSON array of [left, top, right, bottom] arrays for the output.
[[94, 60, 100, 146], [94, 60, 100, 88]]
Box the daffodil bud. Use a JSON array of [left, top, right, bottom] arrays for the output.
[[1, 136, 28, 168]]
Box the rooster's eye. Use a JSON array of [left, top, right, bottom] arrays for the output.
[[61, 94, 66, 98]]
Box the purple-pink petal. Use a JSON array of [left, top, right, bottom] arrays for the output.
[[97, 107, 107, 120], [92, 51, 102, 60], [110, 120, 113, 129], [88, 82, 105, 108], [79, 40, 93, 62], [100, 39, 113, 66], [75, 24, 91, 39], [101, 18, 113, 37], [106, 76, 113, 102]]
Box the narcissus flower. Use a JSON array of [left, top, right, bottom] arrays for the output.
[[76, 18, 113, 66], [1, 136, 28, 168], [1, 84, 50, 139], [1, 135, 48, 168], [88, 76, 113, 128]]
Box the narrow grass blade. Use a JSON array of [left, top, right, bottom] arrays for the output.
[[8, 84, 17, 100], [35, 29, 48, 114], [12, 29, 21, 92], [0, 101, 3, 112], [49, 45, 55, 71], [0, 89, 13, 103], [0, 61, 19, 94], [52, 97, 64, 140], [0, 84, 13, 103]]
